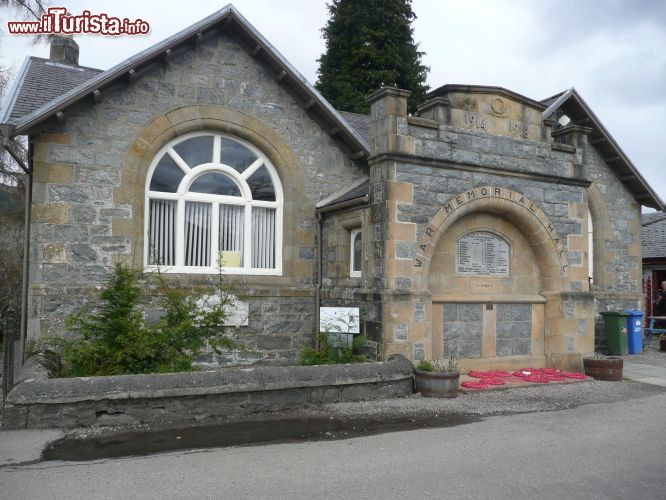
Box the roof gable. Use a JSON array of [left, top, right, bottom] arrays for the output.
[[1, 5, 369, 159], [542, 88, 664, 211]]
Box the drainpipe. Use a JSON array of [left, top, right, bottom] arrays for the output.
[[314, 211, 322, 350], [20, 141, 32, 363]]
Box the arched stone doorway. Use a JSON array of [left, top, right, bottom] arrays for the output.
[[413, 186, 593, 371]]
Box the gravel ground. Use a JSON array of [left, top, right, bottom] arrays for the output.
[[305, 379, 666, 419]]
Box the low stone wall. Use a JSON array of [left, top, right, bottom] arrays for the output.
[[2, 356, 414, 429]]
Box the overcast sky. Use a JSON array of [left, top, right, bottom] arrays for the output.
[[1, 0, 664, 211]]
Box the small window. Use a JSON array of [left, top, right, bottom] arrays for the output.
[[350, 229, 362, 277]]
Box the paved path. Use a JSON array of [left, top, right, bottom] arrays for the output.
[[621, 344, 666, 386], [1, 393, 665, 499], [623, 361, 666, 387]]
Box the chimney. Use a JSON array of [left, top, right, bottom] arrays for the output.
[[49, 35, 79, 66]]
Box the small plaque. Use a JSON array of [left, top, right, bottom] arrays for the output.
[[320, 307, 360, 334], [456, 231, 510, 276]]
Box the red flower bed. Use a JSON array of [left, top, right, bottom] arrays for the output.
[[467, 367, 588, 387], [484, 377, 507, 386], [461, 380, 489, 390], [468, 370, 511, 379], [522, 373, 552, 383]]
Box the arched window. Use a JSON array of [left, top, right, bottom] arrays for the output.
[[145, 132, 283, 275]]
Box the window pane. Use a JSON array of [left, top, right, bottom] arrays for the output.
[[150, 154, 184, 192], [252, 207, 276, 269], [173, 135, 214, 168], [220, 138, 258, 173], [246, 165, 276, 201], [189, 172, 241, 196], [353, 231, 362, 273], [219, 204, 245, 267], [148, 199, 177, 265], [185, 201, 212, 267]]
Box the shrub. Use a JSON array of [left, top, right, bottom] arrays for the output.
[[415, 357, 459, 373], [57, 262, 238, 377], [300, 333, 367, 365]]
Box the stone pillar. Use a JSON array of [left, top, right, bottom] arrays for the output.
[[367, 88, 431, 361], [551, 124, 592, 150], [416, 97, 452, 124]]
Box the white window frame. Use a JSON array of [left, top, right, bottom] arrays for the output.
[[350, 228, 362, 278], [144, 131, 283, 275]]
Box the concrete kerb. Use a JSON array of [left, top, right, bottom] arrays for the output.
[[2, 355, 415, 429]]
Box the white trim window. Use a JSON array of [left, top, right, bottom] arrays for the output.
[[145, 132, 283, 275], [350, 228, 362, 277]]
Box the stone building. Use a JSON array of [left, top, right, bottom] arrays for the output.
[[641, 213, 666, 318], [1, 6, 663, 371]]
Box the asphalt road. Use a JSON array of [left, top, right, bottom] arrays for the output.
[[1, 393, 665, 499]]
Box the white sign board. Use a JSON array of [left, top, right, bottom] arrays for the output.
[[456, 231, 510, 276], [320, 307, 360, 334]]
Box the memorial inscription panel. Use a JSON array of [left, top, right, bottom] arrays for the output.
[[456, 231, 510, 276]]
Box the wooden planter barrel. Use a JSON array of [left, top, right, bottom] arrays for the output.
[[583, 357, 623, 381], [414, 369, 460, 398]]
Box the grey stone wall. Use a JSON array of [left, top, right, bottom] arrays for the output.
[[396, 166, 584, 258], [585, 136, 642, 349], [443, 303, 483, 358], [3, 355, 414, 429], [411, 124, 571, 178], [496, 304, 532, 356], [586, 146, 642, 294], [28, 31, 367, 362]]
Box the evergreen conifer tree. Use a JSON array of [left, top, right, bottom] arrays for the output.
[[316, 0, 429, 114]]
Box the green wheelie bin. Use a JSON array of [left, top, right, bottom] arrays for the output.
[[600, 311, 629, 355]]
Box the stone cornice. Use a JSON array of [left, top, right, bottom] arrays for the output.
[[368, 152, 592, 188]]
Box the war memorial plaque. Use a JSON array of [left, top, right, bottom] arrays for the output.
[[456, 231, 510, 276]]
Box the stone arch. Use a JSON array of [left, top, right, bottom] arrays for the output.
[[414, 186, 571, 293], [113, 105, 308, 270]]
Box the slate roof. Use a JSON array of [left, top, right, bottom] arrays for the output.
[[642, 212, 666, 226], [642, 212, 666, 259], [340, 111, 371, 146], [316, 176, 369, 209], [1, 57, 102, 123]]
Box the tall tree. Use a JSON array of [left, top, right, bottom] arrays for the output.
[[315, 0, 429, 114]]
